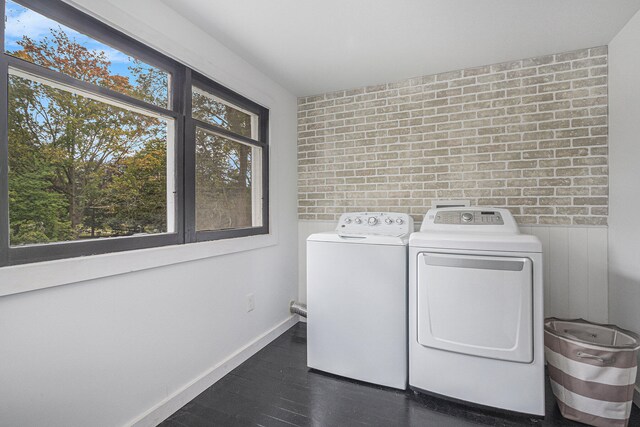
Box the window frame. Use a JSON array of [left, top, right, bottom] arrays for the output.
[[185, 70, 269, 243], [0, 0, 269, 266]]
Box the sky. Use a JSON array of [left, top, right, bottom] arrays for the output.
[[4, 0, 151, 80], [4, 1, 171, 150]]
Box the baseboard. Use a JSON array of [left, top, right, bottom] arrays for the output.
[[634, 385, 640, 408], [298, 314, 307, 323], [127, 315, 299, 427]]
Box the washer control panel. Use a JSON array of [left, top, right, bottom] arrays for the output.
[[434, 210, 504, 225], [337, 212, 413, 237]]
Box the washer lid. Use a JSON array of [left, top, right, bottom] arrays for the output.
[[308, 232, 408, 246]]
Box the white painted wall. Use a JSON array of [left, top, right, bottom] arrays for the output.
[[0, 1, 298, 426], [298, 221, 609, 323], [609, 8, 640, 397]]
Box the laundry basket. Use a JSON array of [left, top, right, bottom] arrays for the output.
[[544, 318, 640, 427]]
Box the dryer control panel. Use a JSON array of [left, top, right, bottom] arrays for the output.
[[420, 207, 519, 234], [434, 210, 504, 225], [337, 212, 413, 237]]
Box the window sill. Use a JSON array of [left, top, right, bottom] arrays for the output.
[[0, 232, 277, 297]]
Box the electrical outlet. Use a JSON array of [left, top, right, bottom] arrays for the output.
[[247, 293, 255, 312]]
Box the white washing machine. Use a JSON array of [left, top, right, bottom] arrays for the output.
[[409, 207, 545, 415], [307, 212, 413, 390]]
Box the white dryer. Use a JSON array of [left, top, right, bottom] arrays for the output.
[[409, 207, 544, 415], [307, 212, 413, 390]]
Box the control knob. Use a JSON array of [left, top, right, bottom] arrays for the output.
[[368, 217, 378, 225], [355, 217, 362, 224], [395, 218, 404, 225], [462, 212, 473, 223], [385, 218, 393, 225], [344, 217, 352, 224]]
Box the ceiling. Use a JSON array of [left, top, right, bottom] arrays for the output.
[[161, 0, 640, 96]]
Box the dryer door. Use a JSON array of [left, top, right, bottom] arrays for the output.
[[416, 252, 533, 363]]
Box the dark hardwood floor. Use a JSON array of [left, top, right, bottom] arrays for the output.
[[161, 322, 640, 427]]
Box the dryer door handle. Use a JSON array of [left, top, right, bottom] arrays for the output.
[[423, 255, 525, 272]]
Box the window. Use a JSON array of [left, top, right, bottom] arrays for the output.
[[4, 0, 170, 108], [195, 128, 260, 231], [186, 74, 269, 242], [7, 70, 176, 245], [0, 0, 269, 266], [192, 87, 255, 138]]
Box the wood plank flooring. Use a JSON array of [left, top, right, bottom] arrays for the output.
[[160, 322, 640, 426]]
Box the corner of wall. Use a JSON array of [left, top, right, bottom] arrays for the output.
[[608, 3, 640, 394]]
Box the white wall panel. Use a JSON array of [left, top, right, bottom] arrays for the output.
[[568, 228, 589, 319], [586, 228, 609, 323], [548, 227, 570, 318], [524, 226, 552, 319], [300, 221, 608, 323]]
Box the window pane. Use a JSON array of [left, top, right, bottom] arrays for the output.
[[192, 86, 257, 139], [8, 72, 175, 246], [4, 0, 170, 108], [195, 127, 262, 231]]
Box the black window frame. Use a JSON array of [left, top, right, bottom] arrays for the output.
[[0, 0, 269, 266], [186, 71, 269, 243]]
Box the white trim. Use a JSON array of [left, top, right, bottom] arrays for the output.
[[634, 385, 640, 408], [0, 232, 277, 297], [251, 145, 263, 228], [127, 316, 299, 427], [192, 86, 258, 122], [9, 67, 174, 121], [166, 119, 177, 233]]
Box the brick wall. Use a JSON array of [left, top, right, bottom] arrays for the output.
[[297, 47, 608, 225]]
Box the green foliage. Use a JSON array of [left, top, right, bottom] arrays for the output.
[[105, 138, 168, 233], [7, 28, 168, 245], [7, 25, 255, 245], [8, 166, 72, 244]]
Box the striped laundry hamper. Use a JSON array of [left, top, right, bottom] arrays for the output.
[[544, 318, 640, 427]]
